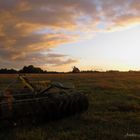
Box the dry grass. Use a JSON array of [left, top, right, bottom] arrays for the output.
[[0, 72, 140, 140]]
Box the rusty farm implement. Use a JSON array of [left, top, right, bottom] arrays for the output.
[[0, 75, 88, 126]]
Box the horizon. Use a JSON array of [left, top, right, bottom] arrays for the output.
[[0, 0, 140, 72], [0, 65, 140, 73]]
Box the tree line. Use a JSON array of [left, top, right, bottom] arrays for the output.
[[0, 65, 81, 74], [1, 65, 137, 74], [0, 65, 50, 74]]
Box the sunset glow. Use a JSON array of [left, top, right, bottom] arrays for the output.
[[0, 0, 140, 71]]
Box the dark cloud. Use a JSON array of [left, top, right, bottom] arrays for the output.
[[0, 52, 78, 70], [46, 53, 67, 58]]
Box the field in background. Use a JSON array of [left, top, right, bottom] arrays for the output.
[[0, 72, 140, 140]]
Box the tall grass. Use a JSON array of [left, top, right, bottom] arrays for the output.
[[0, 72, 140, 140]]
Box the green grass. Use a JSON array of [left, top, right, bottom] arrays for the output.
[[0, 72, 140, 140]]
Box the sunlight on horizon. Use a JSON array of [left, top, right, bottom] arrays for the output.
[[53, 25, 140, 71]]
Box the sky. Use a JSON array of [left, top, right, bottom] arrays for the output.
[[0, 0, 140, 72]]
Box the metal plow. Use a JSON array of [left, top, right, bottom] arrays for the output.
[[0, 75, 88, 126]]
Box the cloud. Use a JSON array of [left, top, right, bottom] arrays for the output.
[[0, 0, 97, 70], [0, 0, 140, 70], [98, 0, 140, 31], [0, 52, 78, 71]]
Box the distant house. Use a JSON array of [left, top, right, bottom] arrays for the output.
[[72, 66, 80, 73]]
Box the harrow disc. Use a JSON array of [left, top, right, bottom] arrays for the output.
[[0, 90, 88, 125]]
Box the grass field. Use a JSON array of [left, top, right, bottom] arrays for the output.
[[0, 72, 140, 140]]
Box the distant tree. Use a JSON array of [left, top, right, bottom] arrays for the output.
[[0, 68, 17, 74], [81, 70, 100, 73], [106, 70, 120, 73], [19, 65, 44, 73], [9, 69, 18, 73], [72, 66, 80, 73]]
